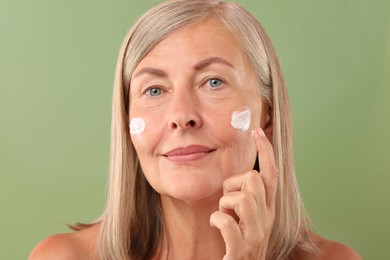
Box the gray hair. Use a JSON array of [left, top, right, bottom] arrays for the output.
[[95, 1, 317, 259]]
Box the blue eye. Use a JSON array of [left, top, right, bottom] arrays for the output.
[[208, 78, 223, 88], [203, 78, 224, 91], [146, 87, 163, 96]]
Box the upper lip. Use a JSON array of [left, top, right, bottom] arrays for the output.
[[163, 145, 215, 157]]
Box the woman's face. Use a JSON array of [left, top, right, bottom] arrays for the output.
[[130, 19, 266, 202]]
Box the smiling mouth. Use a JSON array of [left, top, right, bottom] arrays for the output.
[[163, 145, 216, 163]]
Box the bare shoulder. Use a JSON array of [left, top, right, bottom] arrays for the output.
[[28, 233, 79, 260], [292, 233, 361, 260], [29, 224, 99, 260], [316, 235, 361, 260]]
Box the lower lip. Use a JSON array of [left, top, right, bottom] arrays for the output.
[[164, 151, 213, 163]]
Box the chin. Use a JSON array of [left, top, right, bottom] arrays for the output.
[[157, 171, 225, 203]]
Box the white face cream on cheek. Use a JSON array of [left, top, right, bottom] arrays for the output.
[[129, 117, 145, 135], [231, 109, 251, 132]]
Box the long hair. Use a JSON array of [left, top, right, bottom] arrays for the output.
[[95, 1, 316, 259]]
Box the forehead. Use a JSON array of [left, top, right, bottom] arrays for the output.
[[138, 18, 247, 66]]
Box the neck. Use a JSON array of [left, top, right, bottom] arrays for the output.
[[157, 193, 226, 260]]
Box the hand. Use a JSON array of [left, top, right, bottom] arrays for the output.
[[210, 127, 278, 260]]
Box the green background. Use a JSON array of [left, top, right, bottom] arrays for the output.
[[1, 0, 389, 259]]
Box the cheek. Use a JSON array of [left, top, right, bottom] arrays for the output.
[[129, 115, 167, 190], [129, 115, 163, 161], [217, 127, 257, 176], [129, 117, 147, 149], [209, 108, 258, 173], [230, 129, 257, 169]]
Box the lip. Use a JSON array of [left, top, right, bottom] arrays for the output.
[[163, 145, 215, 163]]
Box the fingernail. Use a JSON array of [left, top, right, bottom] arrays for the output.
[[256, 128, 266, 137]]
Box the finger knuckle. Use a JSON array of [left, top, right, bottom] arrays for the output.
[[222, 179, 232, 191], [238, 191, 254, 204], [220, 216, 236, 228]]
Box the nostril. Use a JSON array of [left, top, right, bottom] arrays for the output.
[[169, 118, 198, 130], [188, 120, 196, 127]]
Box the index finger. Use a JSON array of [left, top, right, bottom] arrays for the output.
[[253, 127, 278, 208]]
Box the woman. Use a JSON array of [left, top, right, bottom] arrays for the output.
[[30, 1, 360, 259]]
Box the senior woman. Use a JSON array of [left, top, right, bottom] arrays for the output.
[[30, 1, 360, 259]]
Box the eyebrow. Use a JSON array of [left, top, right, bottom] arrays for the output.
[[132, 67, 168, 80], [132, 56, 235, 80], [193, 56, 235, 71]]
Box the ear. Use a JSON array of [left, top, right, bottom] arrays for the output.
[[260, 103, 273, 141]]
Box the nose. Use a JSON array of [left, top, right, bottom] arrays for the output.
[[167, 91, 202, 130]]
